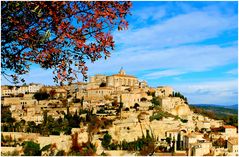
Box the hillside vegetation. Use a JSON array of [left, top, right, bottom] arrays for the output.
[[189, 104, 238, 128]]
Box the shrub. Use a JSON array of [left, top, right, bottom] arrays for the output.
[[101, 133, 112, 149], [23, 141, 41, 156], [151, 96, 160, 106]]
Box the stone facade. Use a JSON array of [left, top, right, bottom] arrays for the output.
[[2, 84, 42, 97], [160, 97, 191, 117], [155, 86, 173, 97], [227, 137, 238, 156]]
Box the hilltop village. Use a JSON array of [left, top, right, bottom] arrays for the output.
[[1, 69, 238, 156]]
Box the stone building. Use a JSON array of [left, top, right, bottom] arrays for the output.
[[227, 137, 238, 156], [3, 97, 21, 106], [120, 93, 141, 108], [155, 86, 173, 97], [160, 97, 191, 117], [106, 68, 139, 88], [1, 83, 42, 97], [86, 87, 114, 100], [191, 142, 212, 156], [196, 120, 211, 131], [90, 74, 107, 85], [28, 83, 43, 93], [222, 125, 238, 139], [183, 132, 204, 150]]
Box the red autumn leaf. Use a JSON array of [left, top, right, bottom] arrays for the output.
[[2, 1, 132, 84]]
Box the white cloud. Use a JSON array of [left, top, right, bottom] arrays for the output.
[[115, 10, 237, 48], [87, 45, 237, 78], [172, 79, 238, 105], [144, 69, 186, 79], [132, 6, 166, 22]]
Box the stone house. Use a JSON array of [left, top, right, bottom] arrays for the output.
[[183, 132, 204, 150], [191, 142, 212, 156], [86, 87, 114, 100], [227, 137, 238, 156], [196, 120, 211, 131], [222, 125, 237, 138], [3, 97, 21, 106], [120, 93, 141, 108]]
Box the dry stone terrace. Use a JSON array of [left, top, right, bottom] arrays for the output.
[[1, 68, 238, 156]]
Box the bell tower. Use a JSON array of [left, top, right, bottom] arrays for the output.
[[119, 67, 126, 75]]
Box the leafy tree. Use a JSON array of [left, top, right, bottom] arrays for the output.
[[172, 91, 188, 102], [101, 133, 112, 149], [119, 102, 123, 118], [43, 110, 48, 125], [78, 96, 84, 109], [49, 89, 56, 99], [56, 150, 65, 156], [151, 96, 160, 106], [109, 142, 118, 150], [70, 133, 97, 155], [213, 137, 226, 148], [117, 130, 156, 155], [166, 137, 171, 144], [41, 144, 52, 153], [23, 141, 41, 156], [100, 151, 108, 156], [41, 143, 57, 156], [26, 121, 36, 133], [2, 1, 132, 84], [87, 115, 101, 143], [34, 91, 50, 103], [1, 105, 16, 125]]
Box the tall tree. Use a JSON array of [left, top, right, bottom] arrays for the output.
[[1, 1, 132, 84]]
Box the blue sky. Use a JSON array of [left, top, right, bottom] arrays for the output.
[[1, 1, 238, 105]]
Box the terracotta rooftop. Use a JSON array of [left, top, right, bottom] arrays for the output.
[[111, 74, 136, 78], [223, 125, 237, 129]]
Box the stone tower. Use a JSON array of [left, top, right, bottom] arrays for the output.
[[119, 67, 126, 75]]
